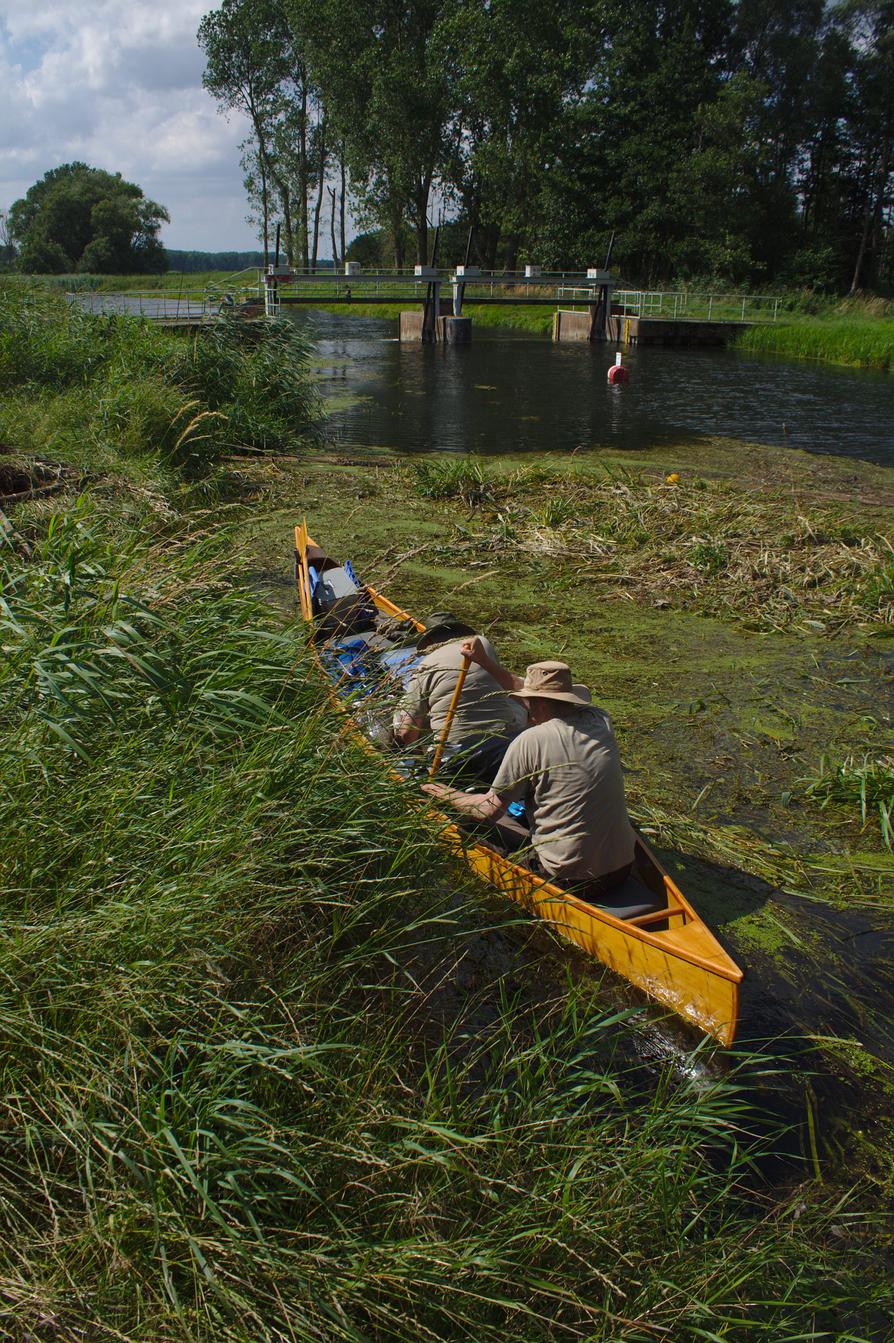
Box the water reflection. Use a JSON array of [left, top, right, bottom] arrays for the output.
[[293, 311, 894, 465]]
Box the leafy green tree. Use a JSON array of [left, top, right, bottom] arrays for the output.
[[0, 210, 17, 269], [441, 0, 590, 271], [833, 0, 894, 290], [728, 0, 833, 280], [8, 164, 168, 274], [288, 0, 452, 266], [200, 0, 330, 272], [165, 249, 265, 271], [199, 0, 292, 266]]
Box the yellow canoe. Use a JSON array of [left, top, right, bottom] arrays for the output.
[[295, 522, 743, 1045]]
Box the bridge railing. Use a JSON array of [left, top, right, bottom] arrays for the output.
[[614, 291, 782, 322], [70, 280, 269, 321]]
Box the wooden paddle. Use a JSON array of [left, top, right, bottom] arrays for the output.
[[428, 654, 471, 780], [294, 518, 313, 622]]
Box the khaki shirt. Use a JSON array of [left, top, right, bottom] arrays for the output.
[[396, 636, 520, 748], [492, 706, 635, 882]]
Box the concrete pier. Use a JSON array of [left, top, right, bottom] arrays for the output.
[[552, 312, 752, 346], [443, 316, 472, 344], [552, 310, 594, 341], [399, 312, 473, 343], [399, 311, 427, 342]]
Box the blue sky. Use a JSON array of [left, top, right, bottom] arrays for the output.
[[1, 1, 272, 251]]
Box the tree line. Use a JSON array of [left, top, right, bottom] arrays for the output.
[[198, 0, 893, 291]]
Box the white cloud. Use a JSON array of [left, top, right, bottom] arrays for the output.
[[0, 1, 262, 250]]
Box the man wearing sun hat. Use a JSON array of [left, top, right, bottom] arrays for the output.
[[423, 642, 636, 895], [393, 612, 521, 783]]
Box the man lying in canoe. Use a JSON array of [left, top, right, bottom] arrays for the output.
[[423, 643, 636, 899], [392, 611, 521, 785]]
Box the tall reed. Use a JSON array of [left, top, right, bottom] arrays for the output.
[[0, 282, 322, 477], [1, 499, 891, 1341]]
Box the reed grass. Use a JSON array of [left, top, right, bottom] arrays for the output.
[[735, 318, 894, 370], [802, 754, 894, 849], [0, 283, 322, 478], [3, 498, 892, 1340]]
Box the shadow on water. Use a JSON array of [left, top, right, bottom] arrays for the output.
[[403, 838, 894, 1178], [296, 310, 894, 465], [669, 847, 894, 1065]]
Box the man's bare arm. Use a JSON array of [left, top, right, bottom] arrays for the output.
[[393, 711, 426, 746], [422, 781, 508, 821], [460, 636, 524, 692]]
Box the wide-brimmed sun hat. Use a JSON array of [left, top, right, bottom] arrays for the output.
[[510, 661, 591, 705], [416, 611, 476, 652]]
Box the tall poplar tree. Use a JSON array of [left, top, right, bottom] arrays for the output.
[[287, 0, 452, 266]]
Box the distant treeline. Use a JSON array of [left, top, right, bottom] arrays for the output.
[[165, 251, 341, 272], [198, 0, 894, 293], [165, 250, 266, 273]]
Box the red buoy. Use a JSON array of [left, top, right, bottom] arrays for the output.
[[607, 352, 629, 385]]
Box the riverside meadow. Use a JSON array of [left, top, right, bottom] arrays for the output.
[[2, 280, 893, 1341]]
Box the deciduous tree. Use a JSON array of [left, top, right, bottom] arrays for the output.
[[8, 164, 168, 274]]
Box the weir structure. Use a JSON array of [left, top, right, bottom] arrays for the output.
[[263, 263, 617, 344], [69, 273, 780, 344]]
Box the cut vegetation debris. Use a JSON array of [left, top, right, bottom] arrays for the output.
[[403, 455, 893, 634]]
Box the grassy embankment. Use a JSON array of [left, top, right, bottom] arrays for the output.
[[734, 296, 894, 370], [3, 282, 894, 1339]]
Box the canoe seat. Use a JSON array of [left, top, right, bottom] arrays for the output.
[[591, 876, 666, 921]]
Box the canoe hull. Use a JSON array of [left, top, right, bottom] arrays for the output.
[[451, 829, 739, 1044], [296, 526, 743, 1046]]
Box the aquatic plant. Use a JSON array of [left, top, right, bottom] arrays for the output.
[[531, 496, 577, 528], [802, 754, 894, 849], [411, 457, 493, 505], [862, 555, 894, 618], [690, 537, 730, 574], [3, 497, 893, 1341]]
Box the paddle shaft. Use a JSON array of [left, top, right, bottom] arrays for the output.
[[429, 655, 471, 780], [295, 521, 312, 622]]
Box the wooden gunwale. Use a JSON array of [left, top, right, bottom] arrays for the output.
[[297, 533, 742, 1042]]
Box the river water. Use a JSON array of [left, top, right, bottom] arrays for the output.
[[295, 311, 894, 465]]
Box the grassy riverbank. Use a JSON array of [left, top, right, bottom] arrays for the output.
[[3, 285, 894, 1339], [733, 295, 894, 369], [736, 317, 894, 370], [301, 301, 555, 336]]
